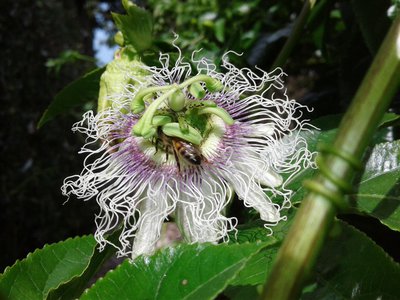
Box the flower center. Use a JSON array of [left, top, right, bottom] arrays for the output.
[[131, 75, 234, 170]]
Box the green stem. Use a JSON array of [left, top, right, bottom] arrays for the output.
[[261, 15, 400, 300], [271, 0, 316, 69]]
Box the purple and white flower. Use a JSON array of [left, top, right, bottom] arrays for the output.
[[62, 49, 315, 259]]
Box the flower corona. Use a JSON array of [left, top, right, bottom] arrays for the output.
[[62, 46, 315, 259]]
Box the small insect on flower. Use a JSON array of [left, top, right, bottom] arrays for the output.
[[62, 44, 315, 259], [156, 127, 203, 172]]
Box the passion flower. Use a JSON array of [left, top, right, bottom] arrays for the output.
[[62, 49, 315, 259]]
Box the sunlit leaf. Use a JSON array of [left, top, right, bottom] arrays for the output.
[[47, 231, 120, 300], [81, 242, 270, 300], [350, 140, 400, 231], [0, 234, 119, 300], [38, 67, 105, 128], [288, 113, 400, 204]]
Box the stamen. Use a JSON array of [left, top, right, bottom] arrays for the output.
[[161, 122, 202, 145], [198, 107, 235, 125], [132, 85, 179, 137], [131, 85, 174, 114], [189, 82, 206, 99], [178, 74, 223, 92]]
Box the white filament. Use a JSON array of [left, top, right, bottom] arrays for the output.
[[62, 48, 316, 258]]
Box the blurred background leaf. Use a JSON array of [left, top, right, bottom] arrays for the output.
[[45, 50, 96, 75]]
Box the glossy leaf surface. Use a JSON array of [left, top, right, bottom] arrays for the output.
[[351, 140, 400, 231], [81, 242, 271, 300], [0, 236, 96, 300]]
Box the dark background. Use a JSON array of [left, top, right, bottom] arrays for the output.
[[1, 0, 398, 271]]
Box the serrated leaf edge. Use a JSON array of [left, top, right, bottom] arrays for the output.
[[0, 235, 94, 276]]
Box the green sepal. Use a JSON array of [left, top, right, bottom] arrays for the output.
[[162, 122, 202, 145], [198, 107, 235, 125], [98, 50, 146, 112], [189, 82, 206, 99], [114, 31, 124, 46]]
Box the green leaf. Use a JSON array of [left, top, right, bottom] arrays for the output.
[[301, 221, 400, 299], [350, 140, 400, 231], [38, 67, 105, 128], [227, 208, 297, 286], [288, 113, 400, 204], [47, 230, 120, 300], [112, 4, 153, 52], [351, 0, 391, 55], [0, 236, 97, 300], [228, 244, 279, 287], [378, 112, 400, 128], [45, 50, 95, 75], [224, 285, 260, 300], [214, 19, 225, 43], [81, 242, 269, 300], [225, 219, 400, 299]]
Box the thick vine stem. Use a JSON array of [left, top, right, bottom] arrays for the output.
[[261, 15, 400, 300]]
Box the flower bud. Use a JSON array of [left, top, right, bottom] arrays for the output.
[[114, 31, 124, 46]]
